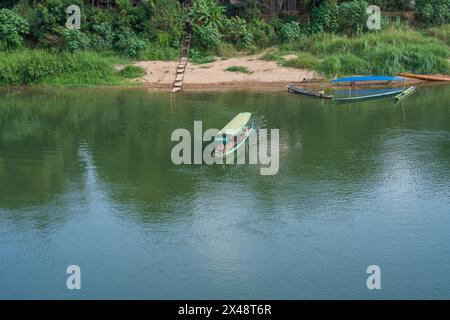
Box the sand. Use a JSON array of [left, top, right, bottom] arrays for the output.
[[135, 52, 319, 91]]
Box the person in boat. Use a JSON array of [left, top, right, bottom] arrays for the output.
[[225, 136, 235, 152]]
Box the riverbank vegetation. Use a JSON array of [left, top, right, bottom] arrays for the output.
[[0, 50, 137, 86], [263, 26, 450, 77], [1, 0, 449, 85]]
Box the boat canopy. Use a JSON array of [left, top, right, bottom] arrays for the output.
[[217, 112, 251, 136], [332, 76, 406, 83]]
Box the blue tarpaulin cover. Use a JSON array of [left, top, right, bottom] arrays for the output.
[[332, 76, 406, 83]]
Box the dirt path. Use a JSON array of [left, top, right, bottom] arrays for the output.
[[135, 51, 319, 90]]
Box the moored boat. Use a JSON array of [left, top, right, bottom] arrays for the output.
[[398, 73, 450, 82], [287, 84, 334, 99], [331, 76, 406, 86], [213, 112, 253, 158], [334, 88, 404, 102]]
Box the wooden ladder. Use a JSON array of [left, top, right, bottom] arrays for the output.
[[171, 1, 192, 93], [171, 34, 191, 93]]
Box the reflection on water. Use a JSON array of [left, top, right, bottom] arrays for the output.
[[0, 86, 449, 299]]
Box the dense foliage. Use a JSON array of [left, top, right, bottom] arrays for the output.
[[309, 0, 369, 34], [0, 8, 29, 49], [0, 0, 449, 83], [3, 0, 449, 55], [6, 0, 183, 58], [415, 0, 450, 25]]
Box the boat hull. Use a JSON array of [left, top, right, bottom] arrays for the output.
[[287, 85, 333, 99], [334, 89, 404, 102], [399, 73, 450, 82]]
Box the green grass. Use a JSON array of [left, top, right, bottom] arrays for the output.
[[282, 53, 320, 69], [426, 25, 450, 46], [0, 50, 139, 86], [140, 44, 179, 61], [216, 42, 239, 58], [117, 65, 146, 78], [265, 27, 450, 77], [190, 55, 216, 64], [225, 66, 252, 74], [261, 51, 280, 61]]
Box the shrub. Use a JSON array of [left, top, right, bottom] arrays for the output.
[[0, 50, 119, 85], [189, 49, 216, 64], [146, 0, 183, 46], [309, 2, 339, 33], [415, 0, 450, 26], [225, 66, 251, 73], [231, 0, 268, 21], [0, 8, 29, 48], [337, 0, 369, 34], [141, 43, 179, 61], [269, 16, 283, 33], [371, 0, 412, 11], [222, 17, 254, 48], [193, 24, 221, 52], [140, 30, 180, 60], [249, 19, 276, 48], [90, 22, 114, 51], [310, 0, 369, 34], [88, 5, 116, 27], [216, 42, 238, 58], [117, 65, 146, 78], [32, 0, 85, 46], [115, 28, 146, 57], [278, 22, 302, 43], [261, 50, 280, 61], [61, 28, 90, 52]]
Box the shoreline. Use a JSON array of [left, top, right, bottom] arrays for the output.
[[146, 79, 427, 92], [136, 51, 320, 91], [136, 51, 428, 92], [0, 78, 435, 94]]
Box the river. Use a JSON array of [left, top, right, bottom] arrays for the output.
[[0, 85, 449, 299]]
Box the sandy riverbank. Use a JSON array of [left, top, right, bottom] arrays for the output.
[[132, 51, 427, 92], [135, 52, 320, 91]]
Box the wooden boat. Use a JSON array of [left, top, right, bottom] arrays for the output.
[[334, 88, 404, 102], [287, 84, 334, 99], [399, 73, 450, 82], [395, 86, 417, 101], [333, 88, 405, 96], [331, 76, 406, 86], [213, 112, 253, 158]]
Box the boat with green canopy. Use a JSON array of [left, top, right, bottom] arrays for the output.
[[213, 112, 253, 158], [394, 86, 417, 101]]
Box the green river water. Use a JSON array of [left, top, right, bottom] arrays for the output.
[[0, 85, 449, 299]]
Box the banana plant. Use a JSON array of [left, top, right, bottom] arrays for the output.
[[188, 0, 226, 29]]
